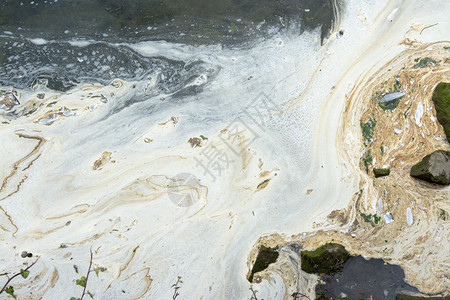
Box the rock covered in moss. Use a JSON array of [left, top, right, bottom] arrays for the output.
[[360, 118, 377, 142], [248, 245, 279, 282], [413, 57, 437, 69], [432, 82, 450, 143], [300, 243, 350, 275], [410, 150, 450, 185], [373, 168, 390, 178]]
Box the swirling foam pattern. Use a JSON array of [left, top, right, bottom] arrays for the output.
[[0, 0, 449, 299]]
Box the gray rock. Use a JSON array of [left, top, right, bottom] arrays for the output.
[[410, 150, 450, 185], [20, 251, 32, 258], [378, 92, 404, 110]]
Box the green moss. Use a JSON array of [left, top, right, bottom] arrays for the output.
[[360, 118, 377, 142], [410, 158, 427, 173], [300, 243, 350, 275], [355, 189, 363, 207], [373, 168, 390, 178], [413, 57, 437, 68], [373, 215, 381, 224], [362, 150, 373, 173], [257, 179, 270, 190], [404, 104, 412, 118], [360, 213, 372, 223], [432, 82, 450, 143], [360, 213, 381, 225], [394, 78, 402, 91], [248, 245, 279, 282], [229, 22, 236, 33]]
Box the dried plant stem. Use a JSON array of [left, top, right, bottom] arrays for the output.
[[80, 250, 93, 300], [0, 257, 40, 294]]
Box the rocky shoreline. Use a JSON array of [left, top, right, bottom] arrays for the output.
[[245, 39, 449, 300]]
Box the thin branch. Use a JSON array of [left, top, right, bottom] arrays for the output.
[[0, 257, 40, 294], [80, 249, 93, 300], [172, 276, 182, 300], [250, 286, 258, 300], [420, 23, 438, 35]]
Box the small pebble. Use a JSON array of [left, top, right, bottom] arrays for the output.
[[384, 212, 394, 223], [407, 207, 413, 225], [21, 251, 32, 258]]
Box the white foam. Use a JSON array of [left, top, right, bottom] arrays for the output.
[[415, 101, 423, 126], [67, 39, 91, 47], [1, 0, 449, 298], [29, 38, 48, 45], [407, 207, 414, 225]]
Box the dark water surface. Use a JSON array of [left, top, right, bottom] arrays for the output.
[[0, 0, 340, 93], [1, 0, 338, 45], [0, 39, 218, 92], [316, 256, 425, 300]]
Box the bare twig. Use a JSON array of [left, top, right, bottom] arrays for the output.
[[249, 286, 258, 300], [172, 276, 182, 300], [420, 23, 438, 35], [71, 249, 96, 300], [80, 250, 93, 300], [0, 257, 40, 294]]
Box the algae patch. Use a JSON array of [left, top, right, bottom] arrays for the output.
[[431, 82, 450, 142], [373, 168, 390, 178], [360, 213, 382, 225], [248, 245, 279, 283], [257, 179, 270, 190], [362, 150, 373, 173], [300, 243, 350, 275], [360, 118, 377, 143], [413, 57, 437, 69]]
